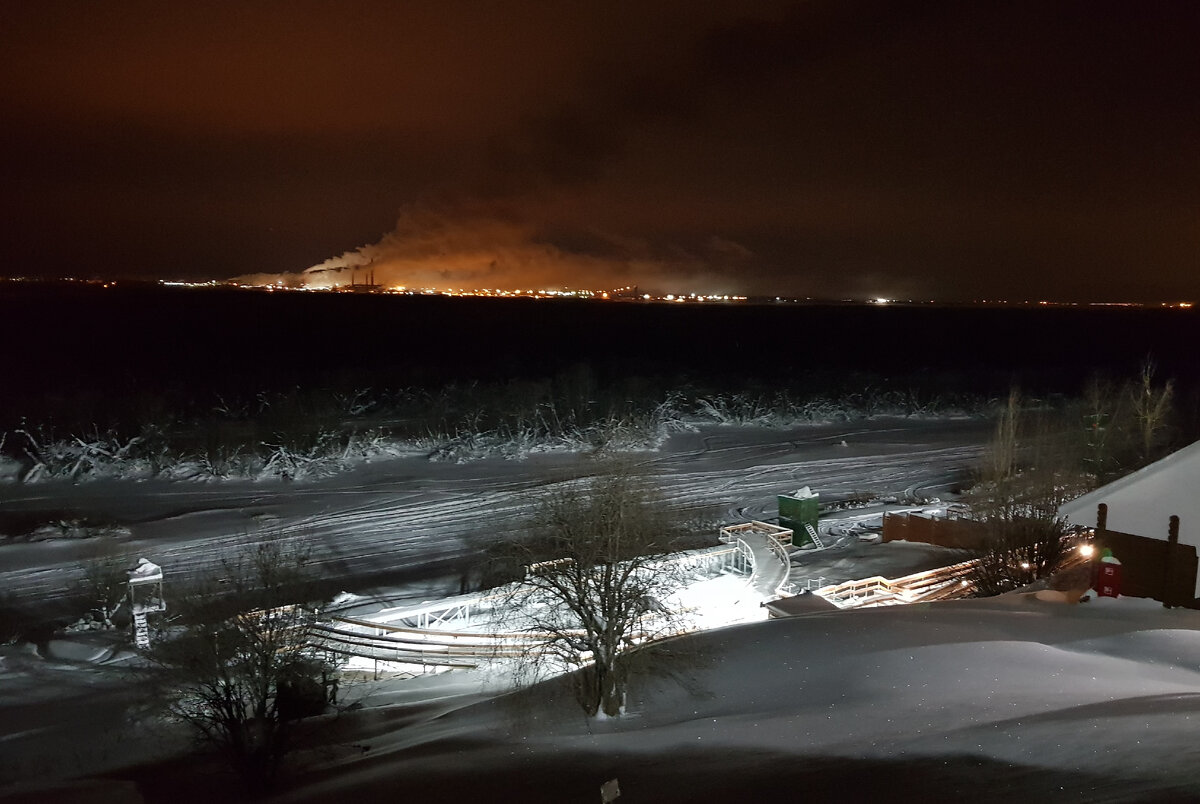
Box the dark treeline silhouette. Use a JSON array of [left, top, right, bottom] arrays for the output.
[[3, 284, 1200, 442]]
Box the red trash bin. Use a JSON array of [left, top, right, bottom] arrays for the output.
[[1096, 549, 1122, 598]]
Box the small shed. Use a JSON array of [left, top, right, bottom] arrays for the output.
[[779, 486, 820, 546]]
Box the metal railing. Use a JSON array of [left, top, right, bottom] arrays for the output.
[[815, 558, 982, 609], [720, 520, 794, 545], [733, 538, 756, 576], [764, 533, 790, 568], [311, 543, 750, 666], [811, 536, 1095, 610]]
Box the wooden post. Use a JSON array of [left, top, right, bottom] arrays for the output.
[[1165, 515, 1181, 608], [1096, 503, 1108, 533]]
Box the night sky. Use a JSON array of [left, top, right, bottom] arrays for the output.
[[2, 1, 1197, 301]]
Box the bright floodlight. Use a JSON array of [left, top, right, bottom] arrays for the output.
[[1079, 544, 1095, 558]]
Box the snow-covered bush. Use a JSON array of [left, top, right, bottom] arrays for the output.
[[141, 541, 334, 796], [28, 519, 131, 541], [689, 388, 985, 428], [14, 426, 169, 482], [414, 395, 694, 462], [259, 428, 402, 480], [4, 379, 991, 481]]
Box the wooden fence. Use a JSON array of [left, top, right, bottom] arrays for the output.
[[1083, 504, 1198, 608], [882, 512, 989, 550], [886, 504, 1199, 608], [1094, 528, 1198, 608]]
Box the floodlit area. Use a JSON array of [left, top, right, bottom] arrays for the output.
[[325, 567, 773, 683], [670, 571, 771, 630], [313, 498, 1062, 686], [317, 543, 776, 681]]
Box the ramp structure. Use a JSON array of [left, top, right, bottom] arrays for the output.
[[311, 543, 752, 672]]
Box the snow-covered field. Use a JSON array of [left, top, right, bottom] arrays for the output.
[[6, 595, 1200, 802], [276, 594, 1200, 804], [20, 418, 1193, 801], [0, 418, 988, 608]]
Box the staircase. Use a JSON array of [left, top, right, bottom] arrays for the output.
[[133, 611, 150, 650], [805, 523, 824, 548]]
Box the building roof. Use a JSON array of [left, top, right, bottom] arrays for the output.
[[128, 557, 163, 584], [762, 591, 840, 617], [1058, 438, 1200, 549]]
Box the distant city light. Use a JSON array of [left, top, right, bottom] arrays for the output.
[[0, 278, 1183, 309]]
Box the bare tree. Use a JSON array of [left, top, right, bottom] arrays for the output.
[[1080, 374, 1123, 480], [143, 541, 332, 796], [969, 388, 1028, 523], [964, 390, 1088, 596], [968, 516, 1073, 597], [984, 388, 1022, 486], [1127, 358, 1175, 465], [0, 589, 36, 645], [498, 469, 695, 717], [969, 389, 1091, 521], [72, 544, 131, 629]]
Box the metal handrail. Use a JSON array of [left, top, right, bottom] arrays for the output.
[[764, 533, 790, 568], [312, 543, 748, 665], [734, 538, 756, 576]]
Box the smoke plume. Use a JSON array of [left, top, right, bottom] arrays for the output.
[[233, 205, 745, 294]]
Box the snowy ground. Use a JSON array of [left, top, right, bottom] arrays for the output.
[[0, 418, 987, 608], [21, 418, 1165, 801], [10, 594, 1199, 802], [270, 594, 1200, 804]]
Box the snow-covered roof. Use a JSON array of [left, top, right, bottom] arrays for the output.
[[127, 557, 163, 584], [763, 590, 839, 616], [1058, 438, 1200, 561], [783, 485, 816, 499]]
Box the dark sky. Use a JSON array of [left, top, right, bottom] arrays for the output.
[[2, 1, 1197, 301]]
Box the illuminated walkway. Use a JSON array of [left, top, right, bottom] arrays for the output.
[[309, 542, 754, 670]]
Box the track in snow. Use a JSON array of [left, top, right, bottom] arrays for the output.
[[0, 418, 988, 607]]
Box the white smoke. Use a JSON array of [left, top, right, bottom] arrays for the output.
[[233, 206, 747, 294]]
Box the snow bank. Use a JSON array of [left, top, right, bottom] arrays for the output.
[[40, 639, 119, 664], [282, 595, 1200, 802]]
